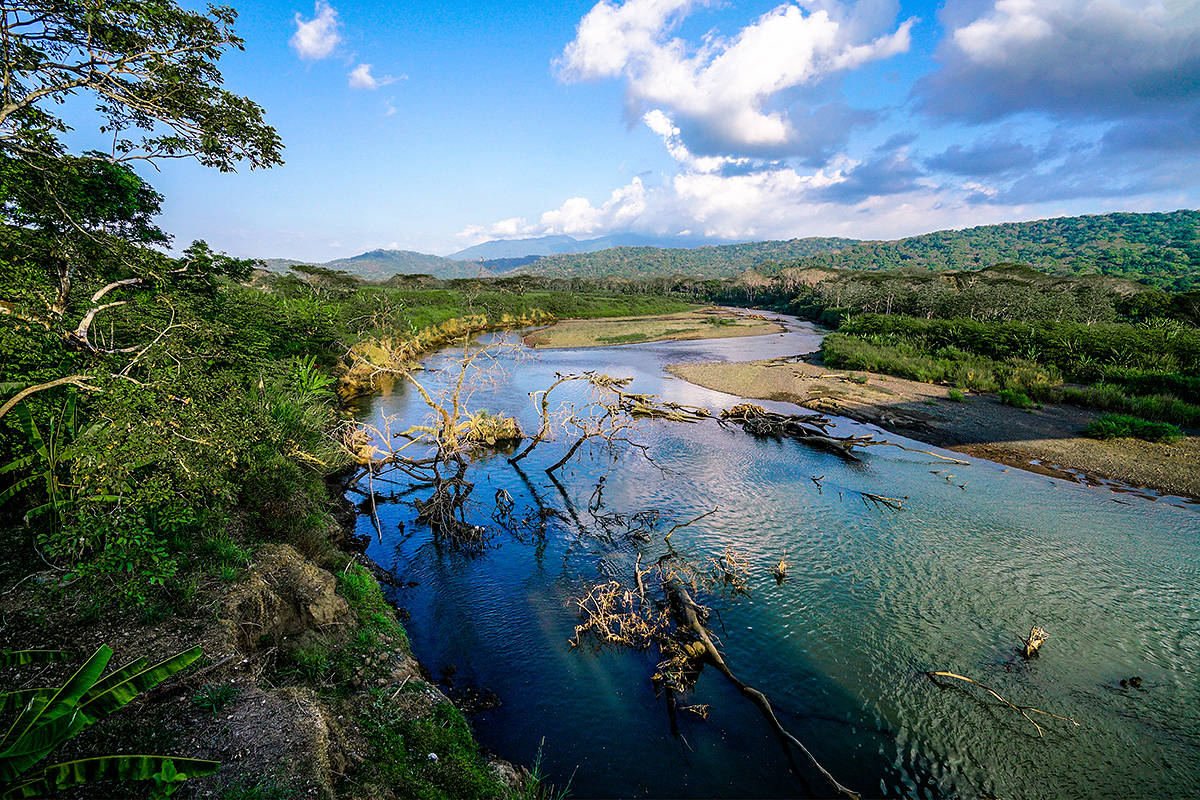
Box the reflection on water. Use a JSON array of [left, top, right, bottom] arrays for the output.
[[352, 316, 1200, 799]]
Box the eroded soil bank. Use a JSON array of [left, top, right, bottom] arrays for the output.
[[668, 356, 1200, 500]]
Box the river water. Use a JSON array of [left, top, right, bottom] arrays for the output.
[[350, 316, 1200, 799]]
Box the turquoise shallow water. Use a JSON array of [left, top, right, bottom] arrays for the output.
[[352, 317, 1200, 799]]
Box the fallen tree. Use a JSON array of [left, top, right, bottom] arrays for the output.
[[510, 371, 710, 474], [570, 528, 859, 799], [720, 403, 969, 465]]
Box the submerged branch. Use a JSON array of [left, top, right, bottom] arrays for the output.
[[924, 670, 1079, 737]]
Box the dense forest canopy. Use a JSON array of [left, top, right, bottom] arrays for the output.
[[511, 237, 856, 279], [506, 210, 1200, 289]]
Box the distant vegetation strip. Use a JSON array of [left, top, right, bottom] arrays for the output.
[[511, 237, 856, 279], [507, 210, 1199, 289]]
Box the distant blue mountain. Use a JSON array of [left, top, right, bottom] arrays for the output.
[[448, 233, 736, 261]]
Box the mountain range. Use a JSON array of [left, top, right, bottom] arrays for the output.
[[446, 233, 734, 261]]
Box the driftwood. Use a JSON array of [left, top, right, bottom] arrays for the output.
[[721, 404, 969, 465], [512, 372, 709, 475], [570, 527, 857, 800], [924, 670, 1079, 737], [721, 404, 862, 460], [1021, 626, 1048, 658], [0, 375, 101, 420], [342, 337, 514, 551], [669, 583, 859, 799]]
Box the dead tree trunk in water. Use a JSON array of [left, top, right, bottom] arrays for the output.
[[667, 582, 860, 800]]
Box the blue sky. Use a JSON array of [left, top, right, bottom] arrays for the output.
[[64, 0, 1200, 260]]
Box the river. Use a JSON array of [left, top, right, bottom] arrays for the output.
[[349, 315, 1200, 799]]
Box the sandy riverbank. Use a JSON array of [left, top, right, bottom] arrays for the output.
[[522, 307, 785, 348], [668, 356, 1200, 501]]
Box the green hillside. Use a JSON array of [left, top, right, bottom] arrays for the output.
[[513, 211, 1200, 289], [512, 238, 857, 279], [793, 210, 1200, 289], [257, 250, 490, 281]]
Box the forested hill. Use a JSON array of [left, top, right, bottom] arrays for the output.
[[510, 237, 858, 279], [792, 210, 1200, 289], [512, 210, 1200, 289]]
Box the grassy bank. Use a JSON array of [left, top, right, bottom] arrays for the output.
[[821, 315, 1200, 428]]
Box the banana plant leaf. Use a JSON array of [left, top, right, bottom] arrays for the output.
[[0, 645, 111, 754], [0, 453, 36, 477], [0, 711, 88, 783], [0, 691, 54, 719], [78, 646, 201, 721], [0, 652, 68, 668], [3, 755, 220, 798], [0, 476, 39, 509]]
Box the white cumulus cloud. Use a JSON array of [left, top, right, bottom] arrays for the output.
[[348, 63, 402, 90], [291, 1, 341, 60], [558, 0, 914, 159]]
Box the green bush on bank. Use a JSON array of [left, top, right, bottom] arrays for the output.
[[1083, 414, 1185, 443], [838, 314, 1200, 387], [822, 315, 1200, 427]]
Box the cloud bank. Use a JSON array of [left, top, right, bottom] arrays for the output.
[[460, 0, 1200, 247]]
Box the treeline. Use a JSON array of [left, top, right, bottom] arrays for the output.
[[790, 210, 1200, 290], [511, 237, 855, 279], [510, 210, 1200, 289], [834, 315, 1200, 400]]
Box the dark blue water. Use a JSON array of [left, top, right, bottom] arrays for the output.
[[351, 317, 1200, 799]]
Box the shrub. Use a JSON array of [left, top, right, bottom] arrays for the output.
[[1083, 414, 1185, 443], [193, 683, 240, 713], [946, 388, 966, 402], [997, 389, 1039, 409]]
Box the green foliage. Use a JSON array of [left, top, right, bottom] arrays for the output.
[[0, 392, 116, 526], [997, 389, 1039, 409], [839, 314, 1200, 377], [359, 692, 507, 800], [520, 739, 572, 800], [946, 388, 967, 402], [510, 211, 1200, 289], [596, 332, 650, 344], [289, 356, 335, 400], [821, 333, 1061, 395], [1083, 414, 1185, 443], [783, 210, 1200, 290], [0, 645, 217, 798], [514, 238, 855, 279], [1060, 386, 1200, 428], [0, 152, 167, 245], [0, 1, 281, 174], [192, 684, 240, 714], [338, 564, 410, 653]]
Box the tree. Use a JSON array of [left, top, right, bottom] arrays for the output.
[[0, 0, 278, 341], [0, 0, 282, 172]]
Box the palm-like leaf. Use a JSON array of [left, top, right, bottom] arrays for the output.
[[0, 691, 54, 720], [0, 645, 214, 797], [0, 652, 68, 668], [3, 755, 219, 798], [78, 647, 200, 721], [0, 711, 89, 783]]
